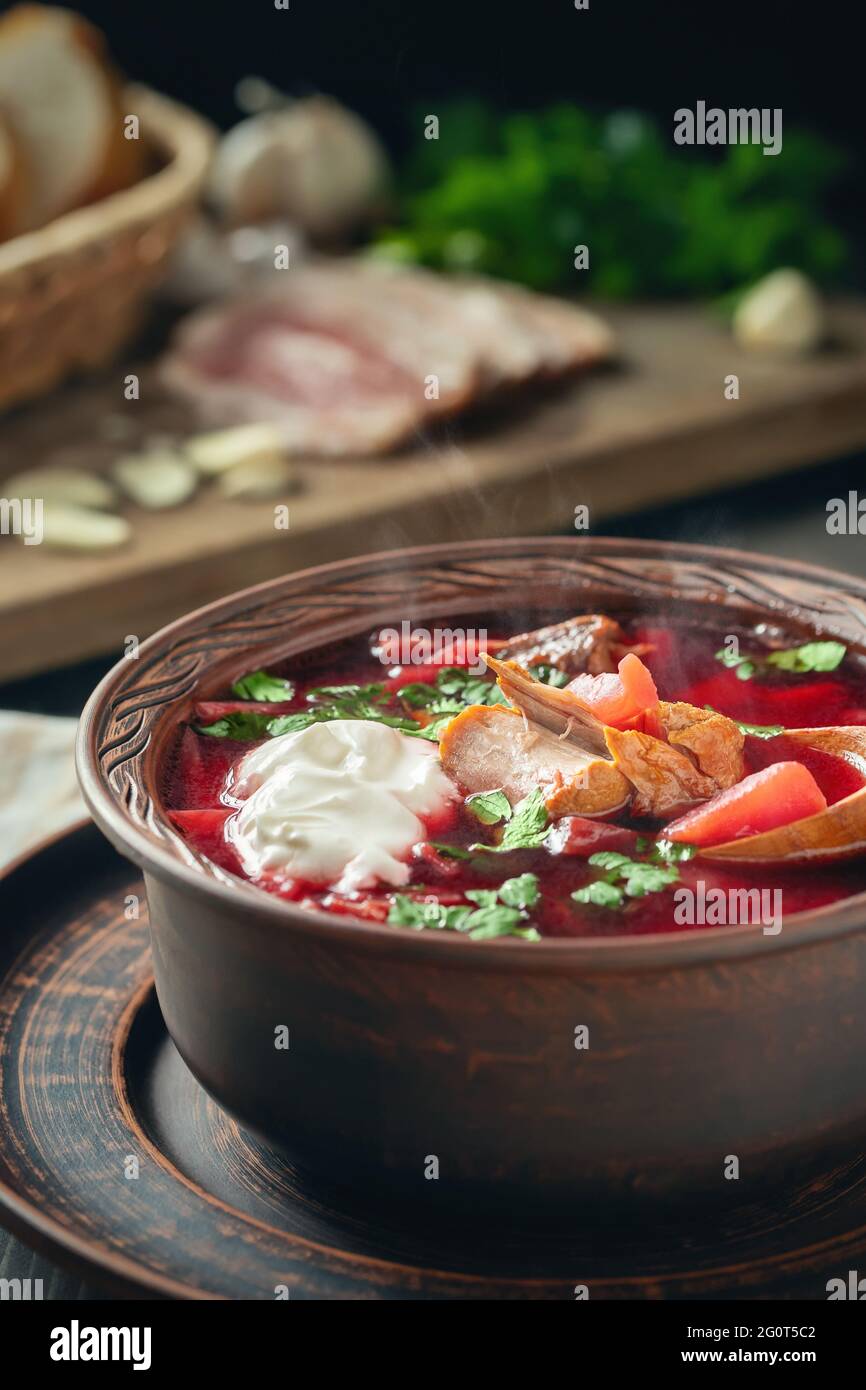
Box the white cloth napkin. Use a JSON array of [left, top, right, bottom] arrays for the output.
[[0, 711, 84, 870]]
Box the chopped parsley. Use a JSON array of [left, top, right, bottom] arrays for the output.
[[200, 682, 421, 738], [528, 663, 570, 688], [201, 664, 507, 744], [715, 640, 846, 682], [497, 872, 540, 910], [714, 648, 756, 681], [426, 842, 472, 860], [572, 851, 682, 911], [230, 669, 295, 701], [396, 666, 504, 711], [197, 711, 281, 740], [388, 873, 541, 941], [766, 640, 846, 674], [471, 787, 549, 853], [466, 789, 512, 825]]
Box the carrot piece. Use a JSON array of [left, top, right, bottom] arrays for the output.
[[664, 761, 828, 847]]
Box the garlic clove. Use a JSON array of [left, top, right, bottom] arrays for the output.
[[184, 424, 286, 475], [217, 455, 296, 500], [208, 96, 390, 239], [33, 503, 132, 551], [733, 269, 825, 355], [4, 465, 117, 510], [112, 449, 198, 509]]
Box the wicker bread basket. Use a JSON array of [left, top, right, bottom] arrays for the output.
[[0, 84, 214, 413]]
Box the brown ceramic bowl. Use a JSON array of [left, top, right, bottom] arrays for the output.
[[77, 538, 866, 1214]]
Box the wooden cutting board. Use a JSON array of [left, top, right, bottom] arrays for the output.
[[3, 298, 866, 682]]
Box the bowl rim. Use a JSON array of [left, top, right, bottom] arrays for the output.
[[76, 535, 866, 970]]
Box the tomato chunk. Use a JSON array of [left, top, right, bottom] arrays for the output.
[[566, 652, 659, 730], [664, 761, 828, 847]]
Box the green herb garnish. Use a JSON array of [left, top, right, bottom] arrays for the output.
[[412, 714, 458, 742], [466, 789, 512, 825], [394, 667, 504, 739], [472, 787, 549, 853], [714, 648, 756, 681], [231, 669, 295, 701], [396, 683, 463, 716], [196, 712, 281, 740], [388, 873, 541, 941], [280, 682, 419, 732], [572, 879, 625, 909], [497, 872, 540, 910], [433, 667, 507, 707], [200, 682, 421, 739], [714, 640, 846, 682], [766, 640, 846, 674], [199, 670, 475, 742], [529, 663, 570, 688], [572, 850, 682, 911]]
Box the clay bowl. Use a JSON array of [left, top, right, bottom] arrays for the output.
[[77, 538, 866, 1217]]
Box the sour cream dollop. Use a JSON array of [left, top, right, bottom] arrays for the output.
[[229, 719, 457, 893]]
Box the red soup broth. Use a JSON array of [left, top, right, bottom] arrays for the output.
[[159, 615, 866, 939]]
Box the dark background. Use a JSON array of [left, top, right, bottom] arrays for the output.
[[55, 0, 863, 279], [62, 0, 856, 148]]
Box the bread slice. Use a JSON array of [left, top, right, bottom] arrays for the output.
[[0, 4, 142, 236]]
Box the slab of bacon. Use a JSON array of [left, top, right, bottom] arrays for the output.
[[161, 260, 614, 456]]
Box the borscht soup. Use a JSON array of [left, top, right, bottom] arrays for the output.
[[161, 611, 866, 939]]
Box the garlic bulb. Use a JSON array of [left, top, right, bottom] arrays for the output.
[[733, 269, 825, 355], [209, 96, 389, 240]]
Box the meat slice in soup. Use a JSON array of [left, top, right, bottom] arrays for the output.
[[654, 702, 745, 789], [603, 725, 718, 818], [438, 704, 631, 817], [483, 654, 744, 814], [497, 614, 633, 676]]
